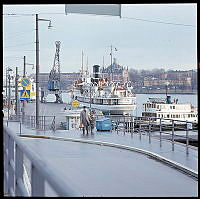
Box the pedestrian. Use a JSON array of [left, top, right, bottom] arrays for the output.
[[80, 106, 90, 134], [89, 110, 96, 133]]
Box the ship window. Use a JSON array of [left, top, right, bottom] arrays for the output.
[[170, 106, 172, 109], [157, 105, 159, 109], [167, 114, 169, 118], [173, 106, 175, 109]]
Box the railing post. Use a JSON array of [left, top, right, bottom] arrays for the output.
[[15, 145, 24, 196], [31, 164, 45, 196], [186, 122, 189, 155], [123, 116, 125, 134], [159, 118, 162, 147], [44, 116, 46, 131], [172, 120, 174, 151], [148, 118, 151, 144], [19, 122, 22, 135], [139, 118, 141, 140]]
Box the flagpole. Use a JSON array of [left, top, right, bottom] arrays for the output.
[[110, 45, 113, 81]]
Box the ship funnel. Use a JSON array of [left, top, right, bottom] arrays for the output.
[[93, 65, 100, 84]]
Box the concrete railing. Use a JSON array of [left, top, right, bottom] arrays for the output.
[[3, 124, 77, 196]]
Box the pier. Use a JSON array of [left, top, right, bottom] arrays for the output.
[[3, 106, 198, 196]]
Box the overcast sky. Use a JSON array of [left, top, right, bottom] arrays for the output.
[[3, 4, 197, 76]]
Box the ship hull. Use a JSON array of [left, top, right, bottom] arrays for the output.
[[79, 101, 136, 115]]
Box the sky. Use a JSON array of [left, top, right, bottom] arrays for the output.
[[3, 4, 197, 76]]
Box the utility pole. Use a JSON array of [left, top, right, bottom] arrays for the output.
[[8, 74, 11, 120], [23, 56, 26, 77], [35, 14, 52, 129], [36, 14, 39, 129], [22, 56, 26, 122], [5, 68, 7, 100], [15, 67, 19, 117], [81, 50, 84, 79]]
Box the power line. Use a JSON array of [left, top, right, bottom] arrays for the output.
[[3, 12, 196, 27], [122, 16, 196, 27], [3, 13, 35, 16]]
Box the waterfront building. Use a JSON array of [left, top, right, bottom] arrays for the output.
[[100, 58, 129, 83]]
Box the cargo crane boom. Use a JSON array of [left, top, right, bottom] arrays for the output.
[[48, 41, 61, 91], [41, 41, 63, 103]]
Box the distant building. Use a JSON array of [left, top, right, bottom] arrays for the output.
[[100, 58, 129, 83], [29, 72, 81, 90]]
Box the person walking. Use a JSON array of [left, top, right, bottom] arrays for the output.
[[80, 106, 90, 134], [89, 110, 96, 134]]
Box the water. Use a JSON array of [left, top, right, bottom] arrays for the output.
[[46, 93, 198, 117]]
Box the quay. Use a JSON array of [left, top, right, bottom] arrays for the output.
[[4, 114, 198, 196]]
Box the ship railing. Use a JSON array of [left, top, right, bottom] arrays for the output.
[[3, 124, 77, 196], [96, 115, 198, 154]]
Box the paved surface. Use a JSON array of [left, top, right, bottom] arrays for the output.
[[4, 120, 198, 196]]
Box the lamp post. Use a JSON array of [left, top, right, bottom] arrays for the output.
[[22, 55, 35, 122], [15, 67, 19, 117], [8, 71, 13, 120], [35, 14, 52, 129], [5, 67, 13, 101]]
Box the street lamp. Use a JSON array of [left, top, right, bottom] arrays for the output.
[[35, 14, 52, 129], [5, 67, 13, 100], [7, 69, 13, 120]]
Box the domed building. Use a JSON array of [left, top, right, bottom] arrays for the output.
[[100, 58, 129, 83]]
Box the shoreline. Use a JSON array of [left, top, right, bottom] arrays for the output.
[[134, 90, 197, 95]]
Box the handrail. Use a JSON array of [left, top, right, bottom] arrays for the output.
[[4, 124, 77, 196]]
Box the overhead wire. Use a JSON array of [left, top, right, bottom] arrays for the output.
[[122, 16, 196, 27], [3, 12, 196, 27]]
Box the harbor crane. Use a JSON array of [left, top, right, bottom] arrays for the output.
[[41, 41, 63, 103]]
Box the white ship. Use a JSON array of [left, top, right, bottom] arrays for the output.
[[142, 95, 198, 123], [71, 65, 136, 115]]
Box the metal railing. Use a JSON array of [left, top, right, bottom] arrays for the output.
[[8, 114, 56, 132], [3, 124, 77, 196], [96, 115, 198, 155]]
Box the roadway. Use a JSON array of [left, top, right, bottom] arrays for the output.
[[4, 121, 198, 197]]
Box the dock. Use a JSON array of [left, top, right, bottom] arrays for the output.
[[4, 117, 198, 196]]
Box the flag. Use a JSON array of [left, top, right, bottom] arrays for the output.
[[65, 4, 121, 17]]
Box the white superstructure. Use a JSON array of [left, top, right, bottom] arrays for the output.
[[142, 96, 198, 123], [71, 65, 136, 115]]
